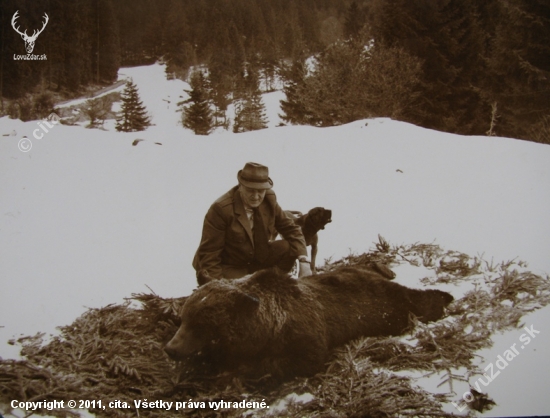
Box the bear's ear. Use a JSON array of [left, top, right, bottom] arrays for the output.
[[233, 290, 260, 313], [317, 274, 341, 286], [250, 268, 288, 286]]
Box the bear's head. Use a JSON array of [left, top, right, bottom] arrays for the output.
[[412, 288, 454, 323], [164, 280, 261, 362]]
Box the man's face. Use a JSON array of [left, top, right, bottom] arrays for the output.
[[239, 184, 267, 208]]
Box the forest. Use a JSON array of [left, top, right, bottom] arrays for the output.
[[0, 0, 548, 143]]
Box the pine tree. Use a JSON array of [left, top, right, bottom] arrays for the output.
[[344, 1, 365, 41], [115, 79, 151, 132], [208, 64, 231, 129], [483, 0, 550, 141], [92, 0, 120, 84], [233, 67, 268, 133], [208, 24, 239, 129], [233, 93, 268, 133], [368, 0, 487, 134], [279, 58, 312, 125], [181, 71, 214, 135], [279, 40, 422, 127], [164, 0, 194, 78], [57, 0, 94, 92]]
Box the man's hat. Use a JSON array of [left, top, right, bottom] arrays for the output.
[[237, 162, 273, 189]]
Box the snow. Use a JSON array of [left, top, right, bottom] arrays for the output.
[[1, 63, 550, 416]]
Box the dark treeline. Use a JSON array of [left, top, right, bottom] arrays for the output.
[[0, 0, 344, 99], [1, 0, 120, 99], [282, 0, 550, 143], [368, 0, 550, 142], [1, 0, 548, 142]]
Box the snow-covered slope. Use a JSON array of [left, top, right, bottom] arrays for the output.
[[1, 63, 549, 416]]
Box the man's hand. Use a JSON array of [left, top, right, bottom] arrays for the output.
[[298, 261, 313, 278]]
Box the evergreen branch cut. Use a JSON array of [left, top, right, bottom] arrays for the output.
[[1, 241, 549, 417]]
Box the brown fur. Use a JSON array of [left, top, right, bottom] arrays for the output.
[[164, 266, 453, 380]]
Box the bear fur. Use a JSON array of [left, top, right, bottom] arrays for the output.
[[164, 266, 453, 380]]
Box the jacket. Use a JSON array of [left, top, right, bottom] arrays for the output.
[[192, 185, 307, 278]]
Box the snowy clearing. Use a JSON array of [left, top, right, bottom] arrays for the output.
[[1, 63, 549, 417]]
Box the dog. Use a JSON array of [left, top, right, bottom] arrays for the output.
[[197, 207, 332, 285], [282, 207, 332, 272]]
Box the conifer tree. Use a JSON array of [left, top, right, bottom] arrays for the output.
[[181, 71, 214, 135], [208, 55, 233, 129], [279, 58, 313, 125], [93, 0, 120, 84], [483, 0, 550, 141], [344, 1, 365, 41], [279, 40, 422, 127], [233, 67, 268, 133], [369, 0, 486, 134], [115, 79, 151, 132]]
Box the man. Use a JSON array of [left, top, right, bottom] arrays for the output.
[[193, 162, 312, 283]]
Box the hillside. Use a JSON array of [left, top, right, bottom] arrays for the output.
[[1, 63, 549, 417]]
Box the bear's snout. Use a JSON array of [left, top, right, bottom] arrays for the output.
[[164, 323, 205, 360], [163, 341, 180, 360]]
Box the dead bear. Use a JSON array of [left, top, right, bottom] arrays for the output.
[[164, 266, 453, 380]]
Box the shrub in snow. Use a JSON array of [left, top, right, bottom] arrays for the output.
[[85, 96, 112, 129]]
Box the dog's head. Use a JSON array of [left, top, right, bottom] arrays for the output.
[[306, 207, 332, 230]]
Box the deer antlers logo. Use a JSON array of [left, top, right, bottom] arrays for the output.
[[11, 11, 49, 54]]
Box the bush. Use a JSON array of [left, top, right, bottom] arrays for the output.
[[9, 96, 35, 121], [7, 93, 56, 121], [33, 92, 55, 119], [84, 96, 112, 128]]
